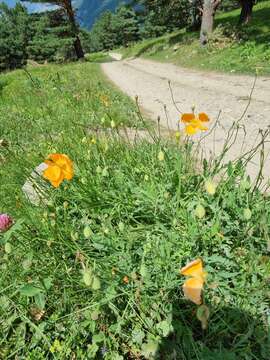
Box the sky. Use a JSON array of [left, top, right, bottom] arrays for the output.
[[1, 0, 54, 12]]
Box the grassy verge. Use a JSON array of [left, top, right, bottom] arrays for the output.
[[85, 52, 113, 63], [0, 62, 270, 359], [119, 0, 270, 75]]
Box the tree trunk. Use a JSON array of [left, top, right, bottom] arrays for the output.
[[239, 0, 254, 24], [200, 0, 220, 45], [63, 0, 84, 59]]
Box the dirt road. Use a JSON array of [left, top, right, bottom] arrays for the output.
[[102, 57, 270, 182]]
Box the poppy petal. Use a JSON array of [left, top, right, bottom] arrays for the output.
[[183, 277, 203, 305], [198, 113, 209, 122], [47, 154, 74, 181], [180, 259, 203, 278], [43, 165, 64, 187], [181, 113, 195, 123], [185, 124, 198, 136]]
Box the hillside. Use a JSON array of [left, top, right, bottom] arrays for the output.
[[77, 0, 127, 28], [118, 0, 270, 75]]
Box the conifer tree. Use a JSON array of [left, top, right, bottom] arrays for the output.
[[21, 0, 84, 59]]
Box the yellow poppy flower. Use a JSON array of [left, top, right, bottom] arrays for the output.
[[180, 259, 207, 305], [43, 153, 74, 188]]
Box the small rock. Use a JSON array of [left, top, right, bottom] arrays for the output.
[[22, 163, 48, 205]]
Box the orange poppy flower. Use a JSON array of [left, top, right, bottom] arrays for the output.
[[181, 113, 210, 136], [43, 154, 74, 188], [180, 259, 207, 305]]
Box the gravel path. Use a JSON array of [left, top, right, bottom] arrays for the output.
[[102, 57, 270, 183]]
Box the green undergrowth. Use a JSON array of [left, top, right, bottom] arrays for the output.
[[0, 62, 270, 359], [85, 52, 113, 63], [119, 0, 270, 75]]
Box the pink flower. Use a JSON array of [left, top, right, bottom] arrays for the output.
[[0, 214, 13, 232]]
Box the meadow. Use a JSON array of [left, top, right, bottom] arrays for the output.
[[0, 61, 270, 359], [118, 0, 270, 76]]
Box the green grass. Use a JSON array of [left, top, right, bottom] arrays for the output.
[[119, 0, 270, 75], [85, 52, 114, 63], [0, 62, 270, 359]]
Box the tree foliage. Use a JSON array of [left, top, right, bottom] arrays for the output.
[[89, 6, 140, 52], [27, 9, 75, 63], [0, 3, 29, 71], [21, 0, 84, 58], [0, 2, 90, 71]]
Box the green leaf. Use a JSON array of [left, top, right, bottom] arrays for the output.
[[82, 268, 93, 286], [156, 320, 172, 337], [92, 332, 105, 344], [87, 343, 99, 358], [141, 340, 159, 358], [19, 284, 42, 297], [91, 276, 101, 290], [43, 277, 53, 291], [84, 225, 92, 239], [132, 328, 145, 345], [34, 292, 46, 309], [197, 305, 210, 330]]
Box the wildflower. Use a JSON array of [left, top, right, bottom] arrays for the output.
[[180, 112, 210, 136], [123, 275, 129, 284], [195, 204, 206, 219], [0, 214, 13, 232], [43, 154, 74, 188], [205, 179, 217, 195], [100, 94, 110, 107], [180, 259, 207, 305], [50, 339, 62, 353], [158, 151, 165, 161]]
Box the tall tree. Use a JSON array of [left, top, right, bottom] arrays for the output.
[[0, 3, 29, 71], [27, 9, 74, 63], [200, 0, 221, 45], [21, 0, 84, 59]]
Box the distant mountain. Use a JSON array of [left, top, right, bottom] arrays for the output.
[[1, 1, 127, 28], [77, 0, 127, 28]]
